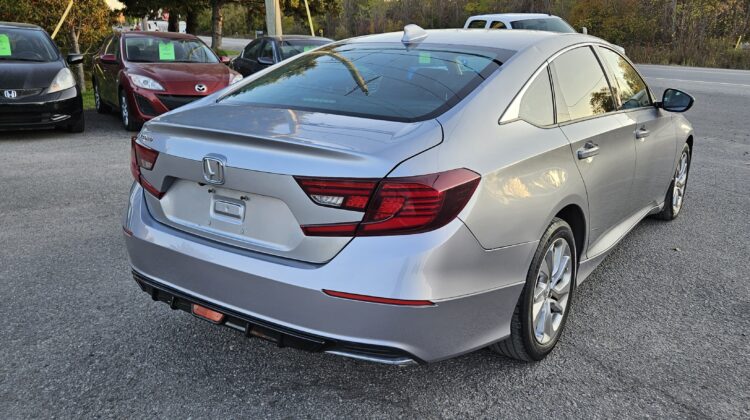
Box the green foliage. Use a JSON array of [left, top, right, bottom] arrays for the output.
[[135, 0, 750, 69], [196, 3, 254, 36]]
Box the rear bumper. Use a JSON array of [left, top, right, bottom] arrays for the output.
[[124, 184, 535, 363], [133, 270, 420, 365], [0, 87, 82, 129]]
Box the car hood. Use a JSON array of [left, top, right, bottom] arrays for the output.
[[0, 61, 63, 89], [130, 62, 231, 85]]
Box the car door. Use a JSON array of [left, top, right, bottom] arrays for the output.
[[550, 46, 637, 251], [93, 36, 113, 102], [595, 46, 676, 208], [233, 39, 261, 76], [98, 35, 120, 106]]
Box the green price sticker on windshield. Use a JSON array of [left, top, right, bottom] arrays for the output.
[[419, 51, 431, 64], [158, 41, 175, 61], [303, 46, 313, 52], [0, 34, 11, 57]]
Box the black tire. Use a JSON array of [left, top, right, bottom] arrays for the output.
[[64, 113, 85, 133], [93, 79, 110, 114], [655, 142, 691, 221], [119, 89, 140, 131], [490, 218, 577, 361]]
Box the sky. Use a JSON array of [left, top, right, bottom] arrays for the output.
[[105, 0, 125, 10]]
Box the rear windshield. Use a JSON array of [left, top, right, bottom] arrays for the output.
[[511, 18, 576, 33], [278, 39, 331, 60], [0, 28, 58, 62], [124, 36, 218, 63], [221, 43, 503, 122]]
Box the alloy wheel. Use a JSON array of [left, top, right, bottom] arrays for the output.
[[672, 151, 689, 214], [120, 92, 129, 127], [94, 84, 101, 111], [532, 237, 572, 345]]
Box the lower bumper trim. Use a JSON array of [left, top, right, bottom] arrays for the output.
[[132, 270, 423, 365]]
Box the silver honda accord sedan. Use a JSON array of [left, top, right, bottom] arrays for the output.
[[124, 27, 695, 364]]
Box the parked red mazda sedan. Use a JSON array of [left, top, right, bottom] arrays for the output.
[[92, 31, 242, 130]]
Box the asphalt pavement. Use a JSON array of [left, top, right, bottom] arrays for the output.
[[1, 66, 749, 418]]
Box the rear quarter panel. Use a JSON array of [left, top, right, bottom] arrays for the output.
[[392, 55, 588, 251]]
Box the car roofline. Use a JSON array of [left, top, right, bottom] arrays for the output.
[[121, 31, 200, 40], [0, 21, 45, 30]]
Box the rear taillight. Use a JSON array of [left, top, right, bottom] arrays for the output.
[[295, 178, 377, 211], [296, 168, 480, 237], [130, 136, 163, 198]]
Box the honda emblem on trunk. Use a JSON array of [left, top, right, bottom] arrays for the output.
[[202, 157, 225, 185], [3, 90, 17, 99]]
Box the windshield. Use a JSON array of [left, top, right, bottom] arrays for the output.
[[0, 28, 58, 62], [221, 43, 503, 122], [124, 37, 218, 63], [511, 17, 576, 33], [278, 39, 331, 60]]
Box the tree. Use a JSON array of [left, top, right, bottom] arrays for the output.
[[121, 0, 207, 35], [0, 0, 112, 92]]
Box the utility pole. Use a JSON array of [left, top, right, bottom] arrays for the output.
[[265, 0, 282, 36]]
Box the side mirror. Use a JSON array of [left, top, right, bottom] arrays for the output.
[[581, 27, 588, 35], [257, 56, 274, 66], [100, 53, 117, 64], [659, 88, 694, 113], [220, 56, 231, 64], [67, 54, 84, 65]]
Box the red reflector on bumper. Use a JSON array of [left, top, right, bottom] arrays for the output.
[[323, 290, 434, 306], [192, 304, 225, 323]]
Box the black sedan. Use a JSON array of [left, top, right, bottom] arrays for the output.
[[230, 35, 332, 77], [0, 22, 84, 132]]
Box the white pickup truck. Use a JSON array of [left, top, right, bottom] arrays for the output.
[[464, 13, 625, 54]]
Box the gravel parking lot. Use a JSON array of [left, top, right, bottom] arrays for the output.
[[1, 66, 748, 419]]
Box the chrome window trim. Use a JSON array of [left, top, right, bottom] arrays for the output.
[[500, 41, 657, 127]]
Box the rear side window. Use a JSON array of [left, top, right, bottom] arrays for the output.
[[550, 46, 615, 122], [519, 68, 554, 126], [221, 43, 503, 122], [597, 47, 652, 109], [467, 20, 487, 29], [489, 21, 507, 29]]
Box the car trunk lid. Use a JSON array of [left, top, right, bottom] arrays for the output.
[[137, 103, 442, 263]]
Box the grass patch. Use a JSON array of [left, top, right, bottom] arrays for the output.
[[214, 48, 241, 57], [79, 77, 95, 111], [82, 89, 95, 110]]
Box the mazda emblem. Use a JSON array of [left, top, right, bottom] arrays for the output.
[[195, 84, 207, 93], [202, 157, 225, 185], [3, 90, 18, 99]]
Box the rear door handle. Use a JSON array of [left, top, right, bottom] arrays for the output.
[[635, 127, 650, 139], [577, 142, 600, 159]]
